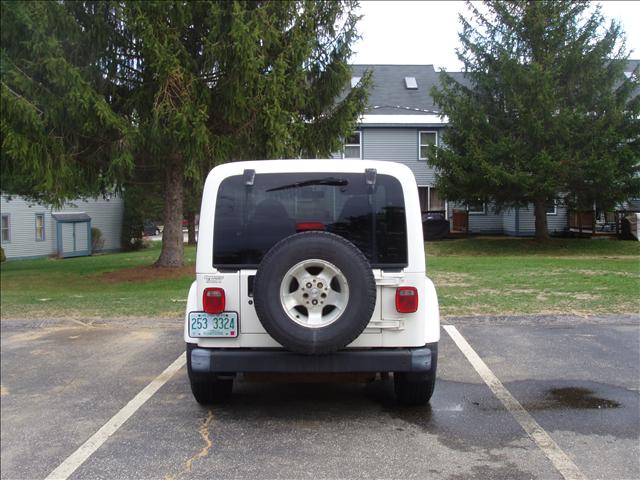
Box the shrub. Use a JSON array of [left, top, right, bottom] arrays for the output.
[[91, 227, 105, 251]]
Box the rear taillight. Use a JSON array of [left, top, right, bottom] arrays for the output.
[[396, 287, 418, 313], [203, 287, 225, 314], [296, 222, 325, 232]]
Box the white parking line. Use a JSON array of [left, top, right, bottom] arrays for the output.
[[443, 325, 587, 480], [44, 353, 186, 480]]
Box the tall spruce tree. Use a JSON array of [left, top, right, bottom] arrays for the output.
[[430, 1, 639, 240], [2, 1, 370, 265], [1, 1, 133, 205]]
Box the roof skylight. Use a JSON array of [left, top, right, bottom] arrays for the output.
[[404, 76, 418, 89]]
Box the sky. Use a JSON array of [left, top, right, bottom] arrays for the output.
[[351, 1, 640, 71]]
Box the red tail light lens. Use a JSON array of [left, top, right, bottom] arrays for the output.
[[396, 287, 418, 313], [203, 288, 225, 314], [296, 222, 325, 232]]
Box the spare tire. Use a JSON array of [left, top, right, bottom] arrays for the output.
[[253, 231, 376, 354]]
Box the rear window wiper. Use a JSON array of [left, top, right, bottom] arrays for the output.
[[266, 177, 348, 192]]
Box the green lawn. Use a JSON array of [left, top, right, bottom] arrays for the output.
[[0, 242, 196, 320], [1, 238, 638, 319], [427, 238, 640, 316]]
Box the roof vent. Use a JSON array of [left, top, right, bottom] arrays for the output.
[[404, 76, 418, 89], [351, 76, 362, 88]]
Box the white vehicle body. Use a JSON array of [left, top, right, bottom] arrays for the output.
[[184, 159, 440, 349], [185, 159, 440, 405]]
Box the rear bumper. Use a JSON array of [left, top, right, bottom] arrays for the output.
[[188, 343, 437, 375]]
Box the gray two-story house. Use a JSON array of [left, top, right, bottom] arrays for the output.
[[344, 63, 637, 236]]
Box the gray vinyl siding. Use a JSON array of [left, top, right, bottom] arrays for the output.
[[0, 194, 123, 260], [71, 197, 124, 251], [361, 128, 440, 186], [502, 208, 517, 235], [446, 202, 503, 234], [468, 206, 503, 233], [516, 205, 567, 235], [547, 205, 568, 233]]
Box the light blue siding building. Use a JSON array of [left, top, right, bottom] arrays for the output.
[[1, 194, 124, 260]]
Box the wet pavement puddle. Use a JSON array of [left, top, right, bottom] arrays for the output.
[[538, 387, 621, 410]]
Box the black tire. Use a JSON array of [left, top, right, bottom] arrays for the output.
[[189, 377, 233, 405], [186, 344, 233, 404], [394, 350, 438, 406], [253, 231, 376, 355]]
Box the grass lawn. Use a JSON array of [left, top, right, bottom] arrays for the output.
[[427, 237, 640, 317], [1, 237, 638, 320], [0, 242, 196, 320]]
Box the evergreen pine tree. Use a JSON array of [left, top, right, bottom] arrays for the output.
[[430, 1, 639, 240], [2, 1, 370, 265]]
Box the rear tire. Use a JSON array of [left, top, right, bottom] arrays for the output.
[[394, 373, 435, 406], [189, 377, 233, 405], [186, 343, 234, 404], [394, 348, 437, 406]]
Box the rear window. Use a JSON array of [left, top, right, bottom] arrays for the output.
[[213, 172, 407, 268]]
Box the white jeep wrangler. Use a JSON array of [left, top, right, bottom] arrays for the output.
[[184, 160, 440, 405]]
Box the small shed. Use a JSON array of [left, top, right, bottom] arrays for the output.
[[52, 212, 92, 258]]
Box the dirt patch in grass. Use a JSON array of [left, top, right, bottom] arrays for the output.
[[98, 265, 195, 283], [430, 272, 473, 287]]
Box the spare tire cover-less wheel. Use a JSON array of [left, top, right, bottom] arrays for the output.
[[253, 231, 376, 355]]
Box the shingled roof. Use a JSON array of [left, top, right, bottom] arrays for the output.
[[352, 61, 638, 117], [351, 64, 444, 116]]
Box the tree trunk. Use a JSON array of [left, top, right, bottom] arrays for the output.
[[156, 154, 184, 267], [187, 209, 196, 245], [533, 199, 549, 242]]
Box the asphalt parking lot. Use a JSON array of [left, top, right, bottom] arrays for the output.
[[1, 315, 638, 480]]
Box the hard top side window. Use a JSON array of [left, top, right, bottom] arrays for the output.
[[213, 172, 407, 268]]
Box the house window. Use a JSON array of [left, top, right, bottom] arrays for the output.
[[1, 214, 9, 243], [343, 131, 361, 159], [546, 201, 557, 215], [35, 213, 45, 241], [350, 76, 361, 88], [419, 131, 437, 160], [430, 188, 445, 211], [418, 186, 447, 216], [468, 201, 486, 215]]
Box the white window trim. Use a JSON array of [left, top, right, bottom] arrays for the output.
[[35, 213, 46, 241], [418, 130, 438, 160], [468, 203, 486, 215], [343, 131, 362, 159], [546, 200, 558, 216], [1, 213, 10, 243]]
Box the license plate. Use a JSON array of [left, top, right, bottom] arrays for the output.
[[188, 312, 238, 338]]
